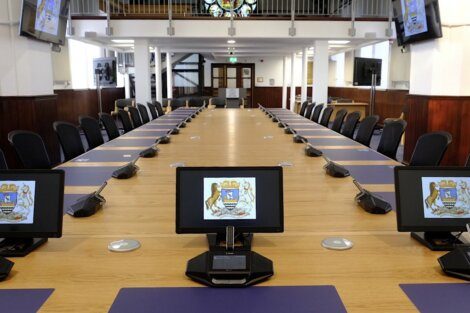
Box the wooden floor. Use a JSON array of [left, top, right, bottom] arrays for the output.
[[3, 109, 458, 312]]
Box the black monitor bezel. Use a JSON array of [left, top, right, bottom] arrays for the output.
[[394, 166, 470, 232], [0, 169, 64, 238], [176, 166, 284, 234]]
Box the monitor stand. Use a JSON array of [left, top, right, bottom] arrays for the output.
[[207, 232, 253, 251], [0, 238, 48, 257], [411, 232, 464, 251]]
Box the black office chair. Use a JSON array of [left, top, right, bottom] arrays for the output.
[[466, 154, 470, 167], [340, 111, 361, 139], [0, 148, 8, 169], [304, 103, 315, 119], [409, 131, 452, 166], [53, 121, 85, 162], [154, 101, 165, 116], [137, 104, 150, 124], [128, 106, 143, 128], [79, 115, 104, 150], [299, 101, 309, 116], [376, 120, 407, 160], [319, 106, 334, 127], [8, 130, 51, 169], [99, 113, 120, 140], [330, 109, 347, 133], [170, 98, 186, 111], [354, 115, 379, 147], [188, 98, 205, 107], [311, 104, 324, 123], [147, 102, 159, 120], [211, 97, 226, 108], [118, 109, 134, 133]]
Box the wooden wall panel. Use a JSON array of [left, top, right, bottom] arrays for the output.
[[253, 87, 283, 108], [404, 95, 470, 166]]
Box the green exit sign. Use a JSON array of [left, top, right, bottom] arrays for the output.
[[229, 57, 237, 63]]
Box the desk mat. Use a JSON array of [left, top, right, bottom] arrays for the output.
[[109, 286, 346, 313], [323, 149, 390, 161], [343, 165, 396, 184], [60, 166, 120, 186], [72, 150, 140, 163], [0, 289, 53, 313], [103, 138, 158, 147], [400, 283, 470, 313], [306, 137, 358, 146]]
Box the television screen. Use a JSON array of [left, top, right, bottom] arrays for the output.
[[392, 0, 443, 46], [353, 57, 382, 86], [176, 167, 284, 234], [19, 0, 70, 45]]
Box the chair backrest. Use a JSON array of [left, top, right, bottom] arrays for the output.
[[330, 109, 347, 133], [354, 115, 379, 147], [311, 104, 324, 122], [146, 102, 158, 120], [170, 98, 186, 110], [115, 98, 134, 110], [299, 101, 309, 116], [79, 115, 104, 150], [0, 148, 8, 170], [99, 113, 120, 140], [128, 106, 143, 128], [340, 111, 361, 139], [53, 121, 85, 162], [211, 97, 226, 108], [466, 154, 470, 167], [304, 104, 314, 118], [154, 101, 165, 116], [137, 103, 150, 124], [319, 106, 334, 127], [188, 98, 205, 107], [8, 130, 51, 169], [409, 131, 452, 166], [118, 109, 134, 133], [376, 119, 407, 160]]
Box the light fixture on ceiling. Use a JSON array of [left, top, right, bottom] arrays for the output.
[[111, 39, 134, 44], [328, 40, 350, 45], [329, 44, 349, 48], [227, 39, 236, 44]]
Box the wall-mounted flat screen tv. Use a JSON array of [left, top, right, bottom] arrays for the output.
[[19, 0, 70, 45], [353, 57, 382, 86], [392, 0, 443, 46]]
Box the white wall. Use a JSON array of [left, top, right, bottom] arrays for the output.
[[68, 39, 102, 89], [389, 41, 410, 89], [0, 0, 54, 96], [51, 40, 72, 89]]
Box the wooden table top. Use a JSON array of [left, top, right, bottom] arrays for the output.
[[2, 108, 459, 312]]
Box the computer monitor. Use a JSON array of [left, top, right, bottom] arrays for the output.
[[395, 166, 470, 251], [0, 170, 64, 256], [176, 167, 284, 246]]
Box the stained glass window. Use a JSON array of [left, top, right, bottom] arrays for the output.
[[204, 0, 257, 17]]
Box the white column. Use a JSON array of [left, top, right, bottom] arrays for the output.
[[281, 55, 288, 109], [290, 52, 296, 112], [155, 46, 162, 103], [301, 47, 308, 103], [166, 52, 173, 100], [134, 39, 151, 107], [312, 40, 329, 105]]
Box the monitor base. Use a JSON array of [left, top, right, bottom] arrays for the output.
[[207, 233, 252, 251], [411, 232, 463, 251], [0, 238, 48, 257]]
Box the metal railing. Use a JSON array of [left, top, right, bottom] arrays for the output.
[[70, 0, 390, 18]]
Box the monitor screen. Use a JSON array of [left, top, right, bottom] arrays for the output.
[[392, 0, 443, 46], [353, 57, 382, 86], [0, 170, 64, 238], [395, 167, 470, 232], [19, 0, 70, 45], [176, 167, 284, 234]]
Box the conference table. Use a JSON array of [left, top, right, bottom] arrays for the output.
[[0, 107, 466, 313]]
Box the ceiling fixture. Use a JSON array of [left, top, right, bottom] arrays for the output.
[[227, 39, 236, 44], [328, 40, 350, 45], [111, 39, 134, 44]]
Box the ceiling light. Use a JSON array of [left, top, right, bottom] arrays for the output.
[[329, 44, 349, 48], [227, 39, 236, 44], [112, 44, 134, 47], [111, 39, 134, 44], [328, 40, 350, 45]]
